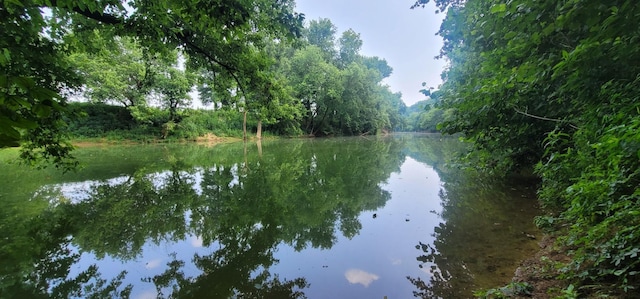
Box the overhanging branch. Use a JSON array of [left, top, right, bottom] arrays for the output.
[[47, 1, 124, 25], [514, 107, 579, 130], [46, 1, 249, 97], [174, 32, 247, 98]]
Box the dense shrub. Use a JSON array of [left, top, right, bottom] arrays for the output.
[[537, 113, 640, 296], [422, 0, 640, 295], [66, 103, 136, 137], [66, 103, 252, 140], [173, 109, 245, 138]]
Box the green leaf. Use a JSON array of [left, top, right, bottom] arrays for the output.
[[3, 0, 24, 13], [0, 133, 21, 147], [490, 4, 507, 14], [542, 23, 555, 36], [0, 117, 22, 139], [33, 104, 53, 118], [0, 48, 10, 66], [11, 76, 35, 90], [504, 31, 517, 40]]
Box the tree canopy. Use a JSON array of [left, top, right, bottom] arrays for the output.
[[1, 0, 303, 170]]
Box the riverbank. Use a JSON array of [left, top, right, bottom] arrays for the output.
[[475, 234, 570, 298], [70, 133, 245, 148], [511, 235, 570, 298]]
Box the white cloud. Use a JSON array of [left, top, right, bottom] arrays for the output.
[[344, 269, 380, 287]]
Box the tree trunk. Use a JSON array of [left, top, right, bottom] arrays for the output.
[[256, 119, 262, 140], [243, 110, 247, 141], [256, 140, 263, 158]]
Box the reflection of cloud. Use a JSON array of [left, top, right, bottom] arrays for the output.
[[135, 290, 158, 299], [145, 259, 162, 269], [345, 269, 380, 287], [191, 235, 203, 247], [391, 258, 402, 265]]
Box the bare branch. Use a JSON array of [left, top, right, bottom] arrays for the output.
[[514, 107, 579, 130]]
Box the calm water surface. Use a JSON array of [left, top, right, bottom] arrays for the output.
[[0, 135, 540, 298]]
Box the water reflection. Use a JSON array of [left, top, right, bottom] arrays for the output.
[[0, 135, 539, 298], [345, 269, 380, 287], [405, 167, 540, 297], [1, 138, 403, 298]]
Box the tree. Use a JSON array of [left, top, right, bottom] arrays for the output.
[[196, 69, 241, 110], [285, 46, 343, 136], [379, 89, 406, 131], [337, 29, 363, 68], [362, 56, 393, 80], [305, 18, 338, 61], [153, 67, 194, 122], [238, 71, 300, 139], [68, 33, 170, 108], [1, 0, 303, 169]]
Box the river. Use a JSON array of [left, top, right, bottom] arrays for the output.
[[0, 134, 540, 298]]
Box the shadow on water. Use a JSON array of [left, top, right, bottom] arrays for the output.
[[0, 134, 539, 298]]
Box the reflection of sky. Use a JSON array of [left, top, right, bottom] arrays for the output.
[[66, 233, 215, 299], [269, 156, 443, 298], [43, 167, 214, 203], [46, 156, 444, 299], [345, 269, 380, 287]]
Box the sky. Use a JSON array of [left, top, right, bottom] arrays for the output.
[[294, 0, 447, 106]]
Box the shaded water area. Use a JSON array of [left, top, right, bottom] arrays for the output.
[[0, 134, 540, 298]]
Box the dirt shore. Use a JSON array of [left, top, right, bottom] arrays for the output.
[[71, 133, 240, 148], [511, 235, 570, 298]]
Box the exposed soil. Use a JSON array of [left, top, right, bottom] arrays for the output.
[[195, 133, 240, 145], [72, 134, 239, 148], [72, 139, 141, 147], [511, 235, 571, 298]]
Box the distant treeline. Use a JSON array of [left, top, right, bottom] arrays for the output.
[[65, 98, 449, 141]]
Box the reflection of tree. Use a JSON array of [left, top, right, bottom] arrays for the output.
[[400, 133, 465, 176], [69, 167, 199, 260], [144, 224, 309, 298], [0, 214, 132, 298], [406, 168, 540, 298], [1, 137, 406, 297]]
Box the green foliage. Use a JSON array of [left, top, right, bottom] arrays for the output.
[[175, 109, 244, 138], [337, 29, 363, 68], [424, 0, 640, 295], [474, 282, 532, 298], [67, 33, 164, 107], [153, 67, 194, 121], [305, 18, 338, 61], [401, 99, 454, 132], [1, 1, 81, 171], [65, 102, 249, 140], [3, 0, 303, 168], [66, 103, 136, 137], [276, 20, 405, 136]]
